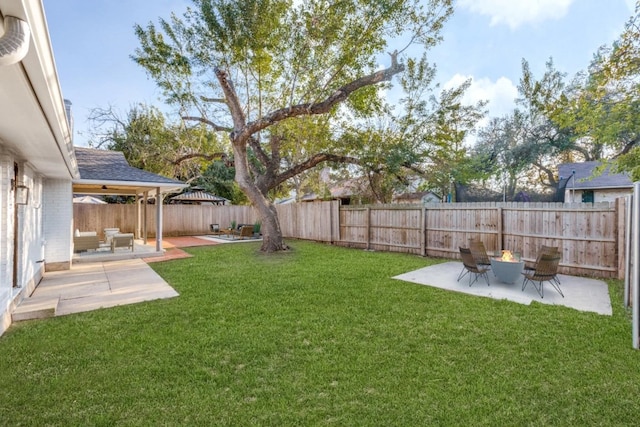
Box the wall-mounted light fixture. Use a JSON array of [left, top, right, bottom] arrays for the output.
[[12, 179, 30, 205]]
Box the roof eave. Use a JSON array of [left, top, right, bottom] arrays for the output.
[[73, 178, 188, 194]]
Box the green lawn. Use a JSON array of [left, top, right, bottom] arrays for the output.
[[1, 240, 639, 425]]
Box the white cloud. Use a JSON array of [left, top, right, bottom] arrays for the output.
[[457, 0, 574, 29], [442, 74, 518, 145], [624, 0, 637, 13], [442, 74, 518, 120]]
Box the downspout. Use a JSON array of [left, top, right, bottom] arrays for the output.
[[0, 16, 30, 66]]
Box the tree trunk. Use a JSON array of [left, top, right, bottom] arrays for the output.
[[257, 202, 288, 252], [232, 137, 288, 252]]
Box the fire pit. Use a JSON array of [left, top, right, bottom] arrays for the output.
[[490, 250, 524, 284]]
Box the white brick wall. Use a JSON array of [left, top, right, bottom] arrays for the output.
[[0, 154, 13, 334], [43, 179, 73, 266], [16, 165, 45, 291], [0, 159, 73, 335], [0, 157, 50, 333]]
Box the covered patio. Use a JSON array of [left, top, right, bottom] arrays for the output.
[[72, 147, 187, 260]]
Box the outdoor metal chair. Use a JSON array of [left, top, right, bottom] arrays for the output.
[[522, 253, 562, 298], [469, 239, 492, 268], [524, 245, 561, 284], [457, 247, 490, 287], [231, 225, 255, 240]]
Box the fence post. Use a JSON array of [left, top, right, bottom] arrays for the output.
[[617, 197, 627, 280], [366, 207, 371, 250], [421, 206, 427, 257], [497, 206, 503, 251], [632, 183, 639, 349], [625, 196, 632, 306]]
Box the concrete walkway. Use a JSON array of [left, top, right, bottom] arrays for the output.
[[394, 261, 613, 315], [12, 259, 179, 322], [12, 236, 247, 322]]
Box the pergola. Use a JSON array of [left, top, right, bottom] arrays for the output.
[[73, 147, 187, 251]]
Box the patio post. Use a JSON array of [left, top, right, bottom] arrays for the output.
[[135, 193, 140, 239], [155, 187, 163, 252], [143, 190, 148, 244]]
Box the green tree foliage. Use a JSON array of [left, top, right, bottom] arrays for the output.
[[558, 2, 640, 179], [334, 55, 487, 203], [473, 58, 596, 196], [196, 161, 249, 204], [500, 4, 640, 184], [132, 0, 454, 251], [88, 104, 227, 183]]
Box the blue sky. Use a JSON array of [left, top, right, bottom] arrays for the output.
[[43, 0, 636, 147]]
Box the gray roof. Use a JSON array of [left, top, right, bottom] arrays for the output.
[[171, 191, 229, 203], [74, 147, 183, 185], [558, 161, 633, 190], [394, 191, 439, 201]]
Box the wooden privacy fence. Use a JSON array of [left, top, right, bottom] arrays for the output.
[[337, 201, 626, 279], [73, 204, 257, 237], [74, 199, 626, 279]]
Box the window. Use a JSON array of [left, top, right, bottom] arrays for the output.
[[581, 190, 594, 203]]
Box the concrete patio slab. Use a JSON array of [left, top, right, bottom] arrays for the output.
[[393, 261, 612, 316], [195, 235, 262, 244], [12, 258, 179, 321]]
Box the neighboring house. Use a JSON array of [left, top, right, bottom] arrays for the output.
[[0, 3, 185, 336], [301, 179, 369, 205], [393, 190, 441, 204], [558, 161, 633, 204], [170, 189, 229, 205]]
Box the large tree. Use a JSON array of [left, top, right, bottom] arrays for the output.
[[556, 2, 640, 179], [472, 59, 585, 195], [132, 0, 453, 251], [328, 56, 487, 203]]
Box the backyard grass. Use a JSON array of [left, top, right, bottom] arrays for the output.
[[1, 240, 639, 425]]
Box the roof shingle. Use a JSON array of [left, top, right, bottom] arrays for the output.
[[75, 147, 183, 185], [558, 161, 632, 190]]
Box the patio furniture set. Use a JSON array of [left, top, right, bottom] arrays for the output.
[[73, 228, 134, 253], [209, 223, 257, 240], [457, 240, 563, 298]]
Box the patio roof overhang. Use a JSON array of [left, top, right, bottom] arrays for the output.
[[72, 179, 187, 197], [0, 0, 78, 179]]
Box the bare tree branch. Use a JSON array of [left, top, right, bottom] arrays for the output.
[[247, 135, 270, 166], [166, 152, 229, 166], [214, 67, 248, 132], [272, 153, 360, 189], [181, 116, 233, 132], [240, 52, 405, 140], [200, 96, 227, 104]]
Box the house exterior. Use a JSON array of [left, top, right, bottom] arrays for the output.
[[0, 2, 185, 335], [0, 0, 78, 334], [300, 179, 371, 205], [558, 161, 633, 204], [393, 190, 441, 204]]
